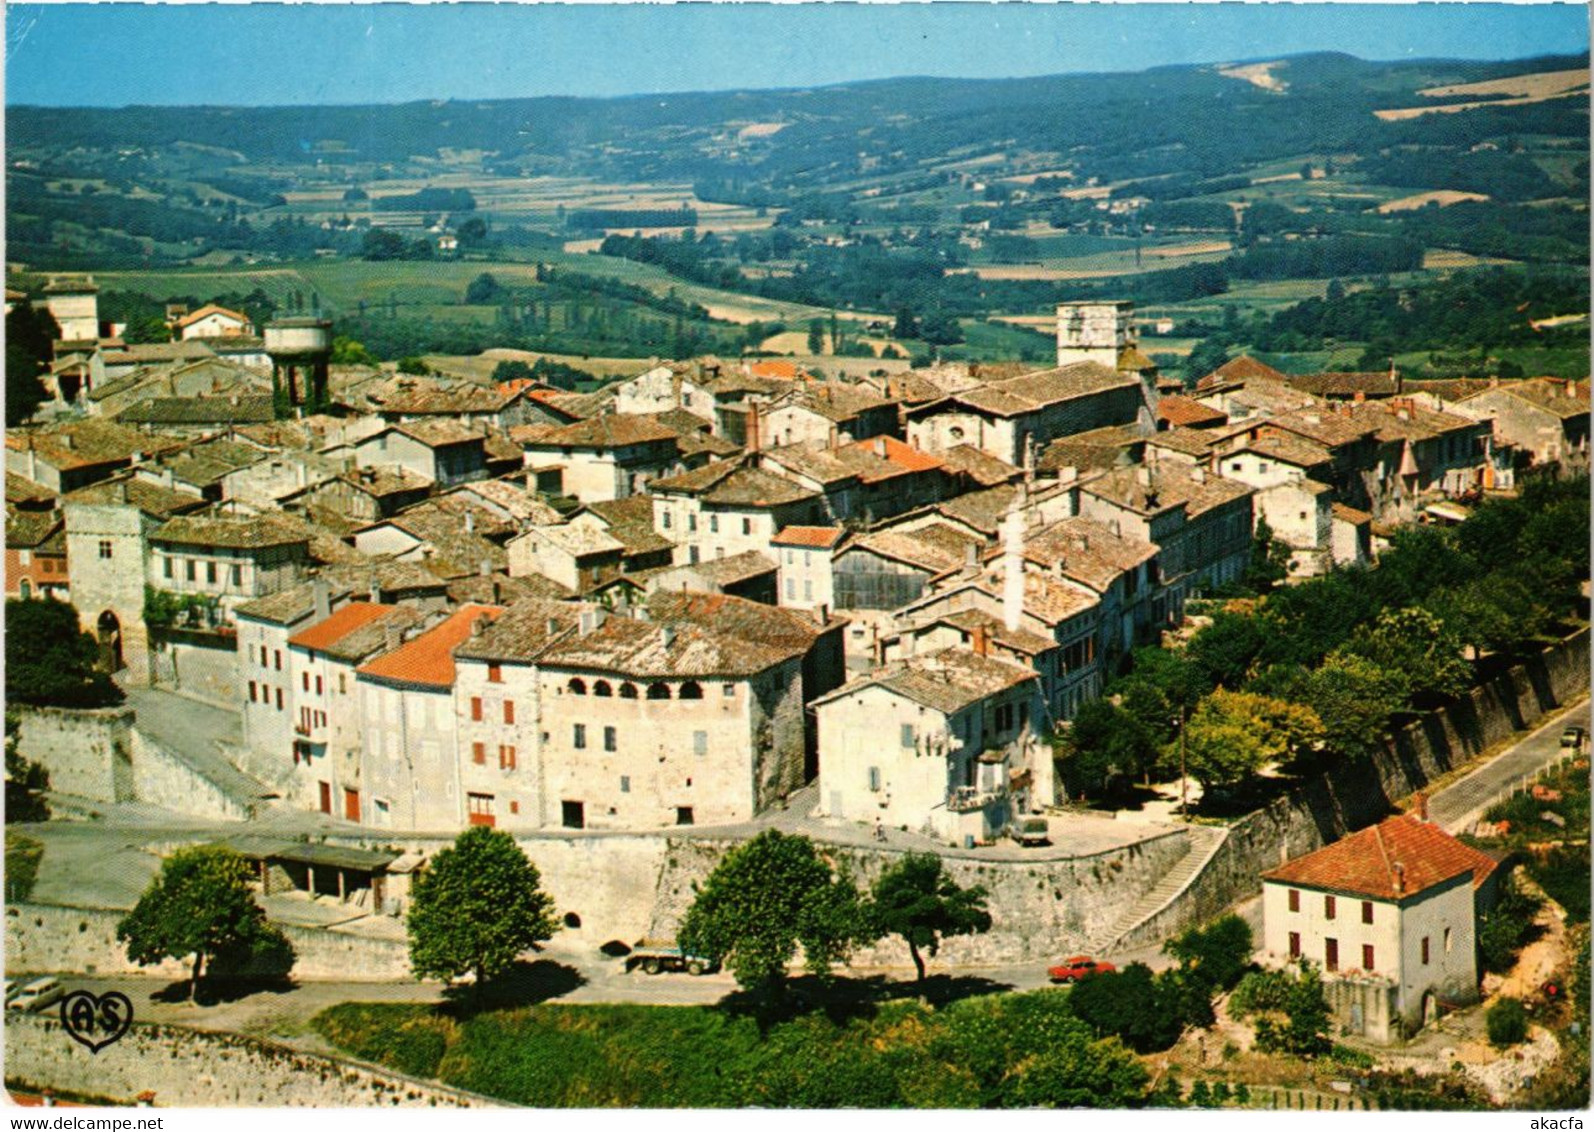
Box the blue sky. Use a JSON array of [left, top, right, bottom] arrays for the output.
[[6, 3, 1589, 107]]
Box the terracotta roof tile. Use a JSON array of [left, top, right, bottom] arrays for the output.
[[1262, 814, 1499, 900], [289, 602, 402, 653], [1157, 395, 1228, 428], [773, 525, 846, 549], [357, 604, 504, 689]]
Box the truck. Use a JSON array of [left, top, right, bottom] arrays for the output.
[[1007, 816, 1051, 847], [624, 941, 719, 976]]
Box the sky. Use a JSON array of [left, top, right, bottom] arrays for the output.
[[5, 2, 1589, 108]]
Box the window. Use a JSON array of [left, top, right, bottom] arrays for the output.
[[573, 724, 587, 749], [274, 650, 282, 671], [603, 726, 617, 752], [1230, 462, 1242, 473], [472, 742, 486, 765], [467, 793, 496, 827], [1361, 901, 1374, 925], [1288, 889, 1300, 912], [1444, 927, 1452, 953], [647, 682, 671, 700], [499, 745, 517, 770], [561, 800, 585, 829], [619, 682, 638, 699], [248, 681, 257, 702], [1362, 944, 1375, 971], [693, 730, 707, 756], [568, 678, 587, 695], [1325, 938, 1339, 972], [261, 646, 269, 666], [620, 775, 630, 794], [1324, 895, 1336, 920], [593, 680, 612, 697], [509, 800, 519, 814], [688, 514, 697, 533], [163, 558, 173, 579], [98, 540, 113, 560], [1258, 462, 1270, 473], [678, 681, 703, 700], [339, 673, 346, 695], [676, 806, 694, 826], [231, 565, 242, 587], [275, 688, 284, 710], [662, 511, 672, 530], [741, 517, 751, 535], [471, 697, 483, 722], [206, 561, 218, 585], [488, 664, 503, 684], [709, 514, 719, 533], [804, 580, 812, 602], [722, 683, 735, 698], [503, 700, 516, 724], [315, 676, 323, 695], [1421, 937, 1430, 965], [786, 578, 796, 601], [901, 724, 915, 748], [1288, 931, 1301, 958], [868, 766, 881, 792], [302, 672, 310, 691], [186, 559, 196, 582]]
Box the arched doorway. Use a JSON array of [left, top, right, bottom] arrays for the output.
[[96, 610, 124, 673]]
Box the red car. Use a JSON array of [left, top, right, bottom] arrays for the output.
[[1048, 956, 1115, 984]]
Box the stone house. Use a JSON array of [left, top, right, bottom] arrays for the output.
[[449, 600, 592, 832], [62, 475, 207, 684], [515, 414, 683, 503], [353, 421, 488, 487], [6, 507, 68, 602], [1262, 812, 1502, 1044], [287, 600, 423, 820], [757, 382, 899, 448], [6, 420, 179, 494], [148, 514, 313, 621], [649, 460, 822, 566], [531, 594, 839, 830], [758, 436, 952, 525], [647, 550, 779, 605], [831, 525, 984, 613], [282, 467, 434, 524], [567, 496, 676, 575], [905, 361, 1149, 467], [771, 525, 845, 612], [361, 376, 539, 431], [813, 647, 1047, 842], [1449, 378, 1590, 472], [175, 304, 254, 340], [506, 522, 626, 593], [1214, 435, 1339, 575], [357, 604, 506, 831]]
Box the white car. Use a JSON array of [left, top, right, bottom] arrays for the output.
[[2, 979, 20, 1006], [7, 977, 65, 1013]]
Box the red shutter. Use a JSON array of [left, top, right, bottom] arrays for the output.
[[471, 697, 483, 722]]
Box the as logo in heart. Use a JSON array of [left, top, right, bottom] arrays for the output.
[[59, 990, 134, 1053]]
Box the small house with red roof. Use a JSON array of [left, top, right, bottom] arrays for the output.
[[1261, 810, 1503, 1043], [771, 525, 845, 611], [357, 604, 504, 829]]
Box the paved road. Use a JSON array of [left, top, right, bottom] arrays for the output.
[[1428, 699, 1588, 832]]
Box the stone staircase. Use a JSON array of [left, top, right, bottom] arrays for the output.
[[1088, 823, 1226, 952]]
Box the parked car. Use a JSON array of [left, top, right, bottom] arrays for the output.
[[624, 942, 719, 976], [8, 977, 65, 1013], [1560, 725, 1586, 753], [1007, 817, 1051, 847], [2, 979, 20, 1007], [1047, 956, 1115, 984]]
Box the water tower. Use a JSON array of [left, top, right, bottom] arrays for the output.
[[265, 317, 333, 416]]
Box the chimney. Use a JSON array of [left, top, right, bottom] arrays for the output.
[[972, 623, 989, 657], [470, 613, 490, 638], [1191, 465, 1206, 485], [312, 578, 331, 622], [546, 617, 560, 636], [1392, 861, 1405, 897], [464, 511, 474, 534], [492, 580, 502, 604], [747, 401, 760, 454], [1413, 792, 1428, 822], [874, 437, 887, 458], [383, 622, 401, 653], [478, 558, 491, 577], [1135, 464, 1151, 487], [1002, 499, 1025, 634], [661, 625, 676, 648], [295, 461, 307, 487]]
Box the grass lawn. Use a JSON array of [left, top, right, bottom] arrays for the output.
[[312, 984, 1148, 1108]]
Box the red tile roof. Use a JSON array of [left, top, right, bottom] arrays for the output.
[[772, 525, 845, 549], [357, 604, 503, 689], [1262, 814, 1499, 901], [1157, 395, 1228, 428], [841, 434, 944, 473], [289, 602, 401, 653]]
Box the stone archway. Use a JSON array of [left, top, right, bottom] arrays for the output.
[[96, 609, 124, 673]]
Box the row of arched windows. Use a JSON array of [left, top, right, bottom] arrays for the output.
[[566, 677, 704, 700]]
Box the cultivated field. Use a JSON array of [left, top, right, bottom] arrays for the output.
[[1376, 68, 1590, 119], [1378, 190, 1492, 213]]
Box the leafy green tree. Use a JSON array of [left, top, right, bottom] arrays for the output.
[[893, 307, 920, 339], [117, 846, 293, 1000], [807, 318, 825, 354], [465, 272, 503, 304], [1250, 961, 1332, 1057], [491, 359, 536, 385], [456, 217, 490, 247], [1185, 610, 1267, 690], [679, 831, 873, 993], [919, 311, 964, 346], [1302, 653, 1404, 762], [1176, 690, 1322, 791], [397, 356, 431, 376], [1240, 517, 1293, 595], [1001, 1031, 1149, 1107], [330, 336, 380, 367], [361, 229, 406, 261], [1068, 962, 1185, 1052], [6, 304, 57, 426], [407, 826, 559, 986], [124, 315, 172, 344], [1164, 913, 1254, 993], [1478, 874, 1543, 975], [5, 598, 124, 708], [5, 831, 43, 900], [870, 852, 992, 982], [1062, 699, 1158, 797], [1486, 997, 1528, 1047], [1337, 607, 1470, 705]]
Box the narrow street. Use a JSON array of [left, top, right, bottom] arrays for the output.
[[1428, 699, 1589, 831]]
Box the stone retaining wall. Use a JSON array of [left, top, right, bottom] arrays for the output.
[[3, 1012, 490, 1107]]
